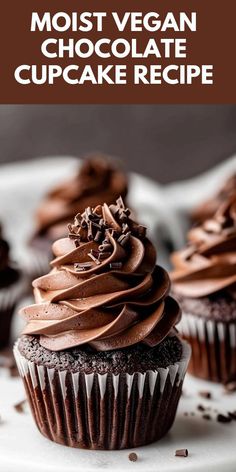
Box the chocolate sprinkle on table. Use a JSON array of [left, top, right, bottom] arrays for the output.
[[128, 452, 138, 462], [197, 404, 205, 412], [202, 414, 212, 421], [217, 414, 232, 423], [14, 399, 27, 413], [175, 449, 188, 457], [199, 390, 212, 399], [228, 411, 236, 420], [9, 365, 19, 377]]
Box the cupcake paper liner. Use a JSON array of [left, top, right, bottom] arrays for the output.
[[0, 276, 26, 348], [178, 313, 236, 383], [14, 340, 190, 450]]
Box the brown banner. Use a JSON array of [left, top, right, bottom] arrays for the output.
[[0, 0, 235, 103]]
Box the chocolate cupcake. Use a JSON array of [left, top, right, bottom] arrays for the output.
[[172, 196, 236, 383], [28, 154, 128, 279], [0, 225, 24, 348], [191, 174, 236, 225], [14, 199, 190, 450]]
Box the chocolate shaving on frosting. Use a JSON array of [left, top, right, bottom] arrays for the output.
[[171, 196, 236, 298], [21, 198, 181, 352]]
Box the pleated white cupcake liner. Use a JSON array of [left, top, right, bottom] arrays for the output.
[[14, 339, 190, 449], [178, 313, 236, 382]]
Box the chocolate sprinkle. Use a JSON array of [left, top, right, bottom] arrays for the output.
[[14, 399, 27, 413], [94, 230, 103, 243], [202, 414, 212, 421], [110, 262, 123, 269], [228, 411, 236, 420], [88, 252, 101, 265], [99, 243, 112, 252], [9, 365, 19, 377], [175, 449, 188, 457], [128, 453, 138, 462], [67, 198, 147, 274], [217, 414, 232, 423], [197, 404, 205, 412], [199, 390, 212, 399], [74, 262, 93, 272], [98, 251, 112, 261]]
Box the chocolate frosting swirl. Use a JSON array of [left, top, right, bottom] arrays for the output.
[[192, 174, 236, 224], [21, 199, 180, 351], [35, 155, 128, 240], [172, 196, 236, 298]]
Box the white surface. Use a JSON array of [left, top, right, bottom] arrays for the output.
[[0, 156, 236, 471], [1, 370, 236, 472]]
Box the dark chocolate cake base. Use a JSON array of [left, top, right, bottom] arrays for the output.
[[175, 290, 236, 323], [14, 335, 190, 450], [18, 335, 183, 374]]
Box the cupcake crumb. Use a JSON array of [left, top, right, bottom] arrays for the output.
[[128, 453, 138, 462]]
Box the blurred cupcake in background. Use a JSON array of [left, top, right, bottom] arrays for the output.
[[14, 198, 190, 450], [0, 224, 25, 349], [28, 154, 128, 279], [171, 195, 236, 383], [191, 174, 236, 225]]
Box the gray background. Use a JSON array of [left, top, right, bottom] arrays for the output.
[[0, 105, 235, 183]]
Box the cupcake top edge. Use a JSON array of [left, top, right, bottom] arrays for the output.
[[171, 195, 236, 298], [21, 198, 180, 352]]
